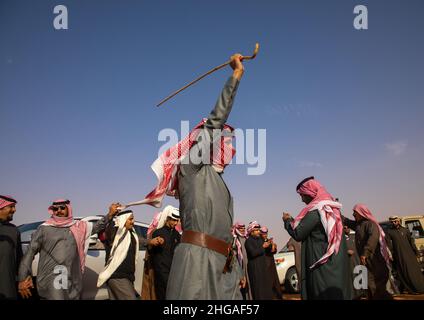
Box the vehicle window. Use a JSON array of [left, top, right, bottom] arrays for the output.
[[379, 222, 391, 233], [18, 222, 43, 243], [279, 245, 291, 253], [87, 219, 105, 250], [88, 238, 105, 250], [405, 220, 424, 238]]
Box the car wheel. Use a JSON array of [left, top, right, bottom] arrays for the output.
[[284, 267, 299, 293]]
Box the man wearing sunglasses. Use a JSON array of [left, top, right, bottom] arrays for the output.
[[17, 199, 120, 300]]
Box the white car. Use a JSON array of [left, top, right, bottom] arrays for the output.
[[274, 245, 299, 293], [18, 215, 149, 300]]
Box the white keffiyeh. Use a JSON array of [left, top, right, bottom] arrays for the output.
[[97, 212, 139, 287]]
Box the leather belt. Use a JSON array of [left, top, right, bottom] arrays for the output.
[[181, 230, 230, 257]]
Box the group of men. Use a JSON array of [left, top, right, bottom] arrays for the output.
[[0, 53, 245, 301], [2, 54, 424, 300], [282, 176, 424, 300], [231, 222, 282, 300], [0, 196, 182, 300]]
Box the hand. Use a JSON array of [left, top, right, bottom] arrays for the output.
[[347, 250, 354, 256], [149, 236, 164, 247], [230, 53, 244, 71], [263, 241, 271, 248], [230, 53, 244, 79], [18, 276, 33, 299], [108, 203, 122, 219], [239, 277, 246, 289], [282, 212, 292, 222], [360, 256, 367, 265]]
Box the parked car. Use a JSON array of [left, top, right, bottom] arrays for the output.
[[274, 245, 299, 293], [18, 215, 149, 300]]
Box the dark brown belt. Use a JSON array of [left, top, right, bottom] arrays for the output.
[[181, 230, 230, 257]]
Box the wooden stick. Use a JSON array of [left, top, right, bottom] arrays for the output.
[[156, 43, 259, 107]]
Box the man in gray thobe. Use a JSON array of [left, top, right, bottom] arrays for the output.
[[166, 54, 245, 299], [18, 200, 119, 300]]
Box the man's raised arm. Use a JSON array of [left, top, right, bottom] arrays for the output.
[[205, 54, 244, 130]]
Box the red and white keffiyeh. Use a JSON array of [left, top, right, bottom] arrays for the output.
[[43, 199, 91, 273], [247, 221, 261, 237], [260, 226, 268, 234], [353, 203, 392, 268], [124, 118, 235, 209], [292, 179, 343, 269], [0, 195, 17, 209], [231, 221, 246, 265]]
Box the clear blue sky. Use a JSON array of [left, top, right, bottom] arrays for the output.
[[1, 0, 423, 247]]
